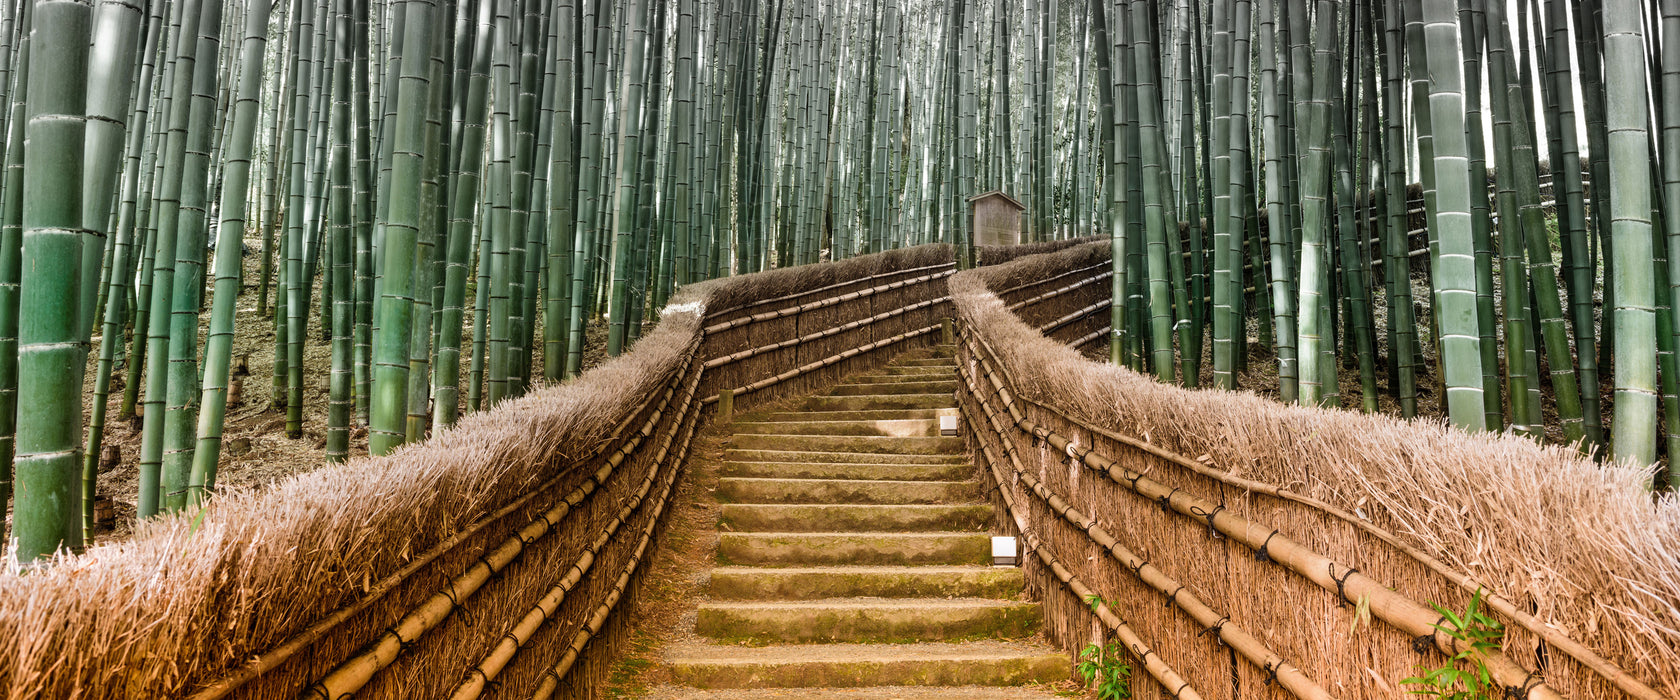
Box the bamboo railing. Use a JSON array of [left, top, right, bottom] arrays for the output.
[[0, 239, 1098, 700], [951, 240, 1672, 700]]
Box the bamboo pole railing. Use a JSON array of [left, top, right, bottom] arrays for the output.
[[991, 247, 1665, 700], [959, 328, 1329, 700]]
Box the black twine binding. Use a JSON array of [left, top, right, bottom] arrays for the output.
[[1126, 470, 1146, 491], [1172, 680, 1191, 699], [1129, 559, 1149, 578], [1255, 530, 1279, 563], [1165, 586, 1184, 608], [1262, 661, 1280, 686], [1191, 503, 1226, 539], [1159, 487, 1181, 513], [1331, 564, 1359, 607], [1198, 616, 1230, 642], [1413, 616, 1449, 655], [1503, 670, 1545, 699]]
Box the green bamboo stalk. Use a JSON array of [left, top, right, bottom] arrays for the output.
[[190, 0, 272, 497], [368, 0, 436, 456], [14, 0, 91, 560], [435, 0, 491, 429], [1604, 0, 1656, 467]]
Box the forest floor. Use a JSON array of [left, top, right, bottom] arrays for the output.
[[3, 228, 617, 544]]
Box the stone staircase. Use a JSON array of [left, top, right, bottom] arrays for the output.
[[658, 347, 1067, 696]]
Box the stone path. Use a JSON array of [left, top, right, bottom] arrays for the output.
[[656, 347, 1068, 696]]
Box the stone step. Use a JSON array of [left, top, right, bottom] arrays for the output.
[[695, 598, 1042, 645], [642, 687, 1068, 699], [802, 394, 957, 412], [827, 380, 958, 396], [896, 357, 959, 367], [721, 461, 972, 482], [729, 434, 962, 456], [720, 504, 991, 532], [879, 365, 961, 376], [751, 408, 956, 423], [718, 532, 990, 567], [709, 566, 1023, 601], [844, 372, 954, 385], [718, 478, 978, 506], [724, 449, 968, 466], [663, 641, 1068, 689], [733, 418, 940, 437]]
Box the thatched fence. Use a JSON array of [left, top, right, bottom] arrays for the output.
[[0, 239, 1087, 700], [952, 241, 1680, 700]]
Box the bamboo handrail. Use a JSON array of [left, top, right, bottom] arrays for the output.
[[962, 377, 1207, 700], [184, 346, 699, 700], [703, 270, 952, 335], [992, 259, 1111, 300], [527, 396, 701, 700], [961, 328, 1563, 699], [702, 324, 940, 404], [706, 261, 956, 320], [1005, 271, 1113, 314], [996, 289, 1667, 700], [450, 364, 705, 699], [959, 333, 1328, 700], [300, 345, 702, 699], [703, 296, 946, 370]]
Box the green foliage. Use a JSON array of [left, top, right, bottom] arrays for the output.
[[1078, 594, 1132, 700], [1401, 589, 1506, 699]]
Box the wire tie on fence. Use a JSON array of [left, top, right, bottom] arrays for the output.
[[1164, 586, 1183, 608], [1263, 660, 1281, 686], [1503, 670, 1545, 699], [1198, 616, 1229, 642], [1158, 488, 1180, 514], [1331, 564, 1359, 607], [1255, 530, 1279, 563], [1129, 559, 1148, 578]]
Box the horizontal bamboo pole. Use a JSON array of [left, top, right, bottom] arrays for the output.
[[301, 346, 701, 699], [186, 347, 699, 700], [704, 297, 946, 370], [958, 336, 1328, 700], [961, 330, 1562, 700], [526, 401, 701, 700], [1005, 272, 1113, 314], [961, 382, 1208, 700], [703, 271, 952, 335], [451, 365, 704, 700], [1040, 300, 1109, 336], [708, 261, 956, 320], [992, 260, 1112, 300], [1002, 364, 1667, 700], [1070, 326, 1110, 350], [702, 324, 940, 404]]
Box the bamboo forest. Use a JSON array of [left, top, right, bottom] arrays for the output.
[[0, 0, 1662, 565]]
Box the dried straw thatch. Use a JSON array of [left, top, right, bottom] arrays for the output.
[[0, 239, 1099, 699], [951, 241, 1680, 699]]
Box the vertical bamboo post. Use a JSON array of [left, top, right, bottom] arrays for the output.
[[718, 388, 734, 422]]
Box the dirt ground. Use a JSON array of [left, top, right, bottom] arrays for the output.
[[0, 227, 617, 544]]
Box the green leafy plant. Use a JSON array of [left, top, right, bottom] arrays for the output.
[[1078, 594, 1133, 700], [1401, 589, 1506, 699]]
